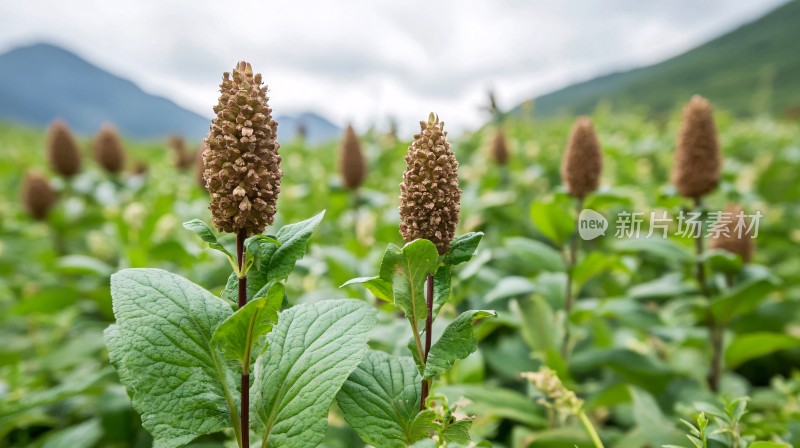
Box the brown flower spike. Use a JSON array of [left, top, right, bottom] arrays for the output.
[[399, 113, 461, 255], [339, 124, 366, 190], [22, 171, 57, 220], [561, 116, 602, 198], [491, 129, 509, 166], [47, 120, 82, 178], [93, 124, 126, 174], [203, 61, 282, 235], [709, 205, 755, 263], [169, 135, 194, 171], [672, 95, 721, 199]]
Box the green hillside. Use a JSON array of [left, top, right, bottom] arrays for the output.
[[518, 0, 800, 118]]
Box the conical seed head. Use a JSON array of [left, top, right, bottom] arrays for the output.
[[339, 124, 366, 190], [491, 129, 509, 166], [399, 113, 462, 255], [93, 124, 126, 174], [709, 204, 755, 263], [132, 161, 148, 175], [47, 120, 82, 178], [672, 95, 721, 199], [22, 170, 57, 220], [203, 61, 282, 235], [561, 116, 602, 198]]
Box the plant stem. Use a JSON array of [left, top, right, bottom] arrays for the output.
[[578, 410, 605, 448], [562, 197, 584, 359], [236, 229, 249, 448], [692, 198, 719, 393], [420, 273, 434, 411]]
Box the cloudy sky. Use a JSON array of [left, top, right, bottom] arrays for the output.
[[0, 0, 788, 133]]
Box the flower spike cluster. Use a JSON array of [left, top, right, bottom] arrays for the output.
[[561, 116, 602, 198], [399, 113, 461, 255], [672, 95, 721, 199], [203, 61, 282, 235]]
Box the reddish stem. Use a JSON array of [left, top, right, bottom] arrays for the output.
[[236, 229, 249, 447], [420, 274, 434, 411]]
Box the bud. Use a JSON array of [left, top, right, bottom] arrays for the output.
[[203, 61, 282, 235], [491, 129, 509, 166], [93, 124, 126, 174], [709, 205, 755, 263], [21, 170, 57, 220], [339, 125, 366, 190], [46, 120, 82, 178], [168, 135, 193, 171], [399, 113, 461, 255], [672, 95, 721, 199], [561, 116, 602, 198]]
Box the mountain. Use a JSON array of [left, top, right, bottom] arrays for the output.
[[516, 0, 800, 118], [0, 43, 342, 142], [0, 43, 210, 138]]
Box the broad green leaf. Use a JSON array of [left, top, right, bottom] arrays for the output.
[[336, 351, 423, 448], [504, 237, 565, 272], [182, 219, 234, 259], [530, 198, 575, 247], [252, 299, 378, 448], [749, 442, 791, 448], [408, 410, 438, 442], [393, 239, 440, 323], [725, 333, 800, 368], [40, 418, 103, 448], [211, 282, 283, 368], [263, 210, 325, 282], [711, 273, 779, 323], [485, 276, 536, 303], [442, 419, 472, 444], [56, 255, 114, 277], [570, 349, 673, 393], [510, 297, 569, 380], [572, 251, 618, 289], [105, 269, 238, 448], [222, 212, 325, 303], [424, 310, 497, 379], [342, 276, 394, 302], [379, 243, 404, 280], [443, 232, 484, 265], [432, 264, 452, 318], [612, 238, 690, 265], [703, 249, 743, 275]]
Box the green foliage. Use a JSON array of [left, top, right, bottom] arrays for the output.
[[252, 299, 377, 448]]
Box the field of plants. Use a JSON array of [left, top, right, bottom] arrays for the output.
[[1, 64, 799, 448]]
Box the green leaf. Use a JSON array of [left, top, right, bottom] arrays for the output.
[[105, 269, 238, 448], [443, 232, 484, 265], [485, 276, 536, 303], [263, 210, 325, 282], [379, 243, 404, 280], [252, 299, 378, 448], [211, 282, 283, 369], [393, 239, 440, 323], [749, 442, 791, 448], [711, 273, 779, 324], [408, 410, 438, 442], [424, 310, 497, 379], [432, 264, 452, 319], [40, 418, 103, 448], [530, 198, 575, 247], [182, 219, 234, 259], [342, 276, 394, 302], [725, 333, 800, 368], [336, 351, 423, 448], [505, 237, 565, 272], [222, 212, 325, 303], [442, 419, 472, 444]]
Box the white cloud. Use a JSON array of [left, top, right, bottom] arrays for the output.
[[0, 0, 788, 135]]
